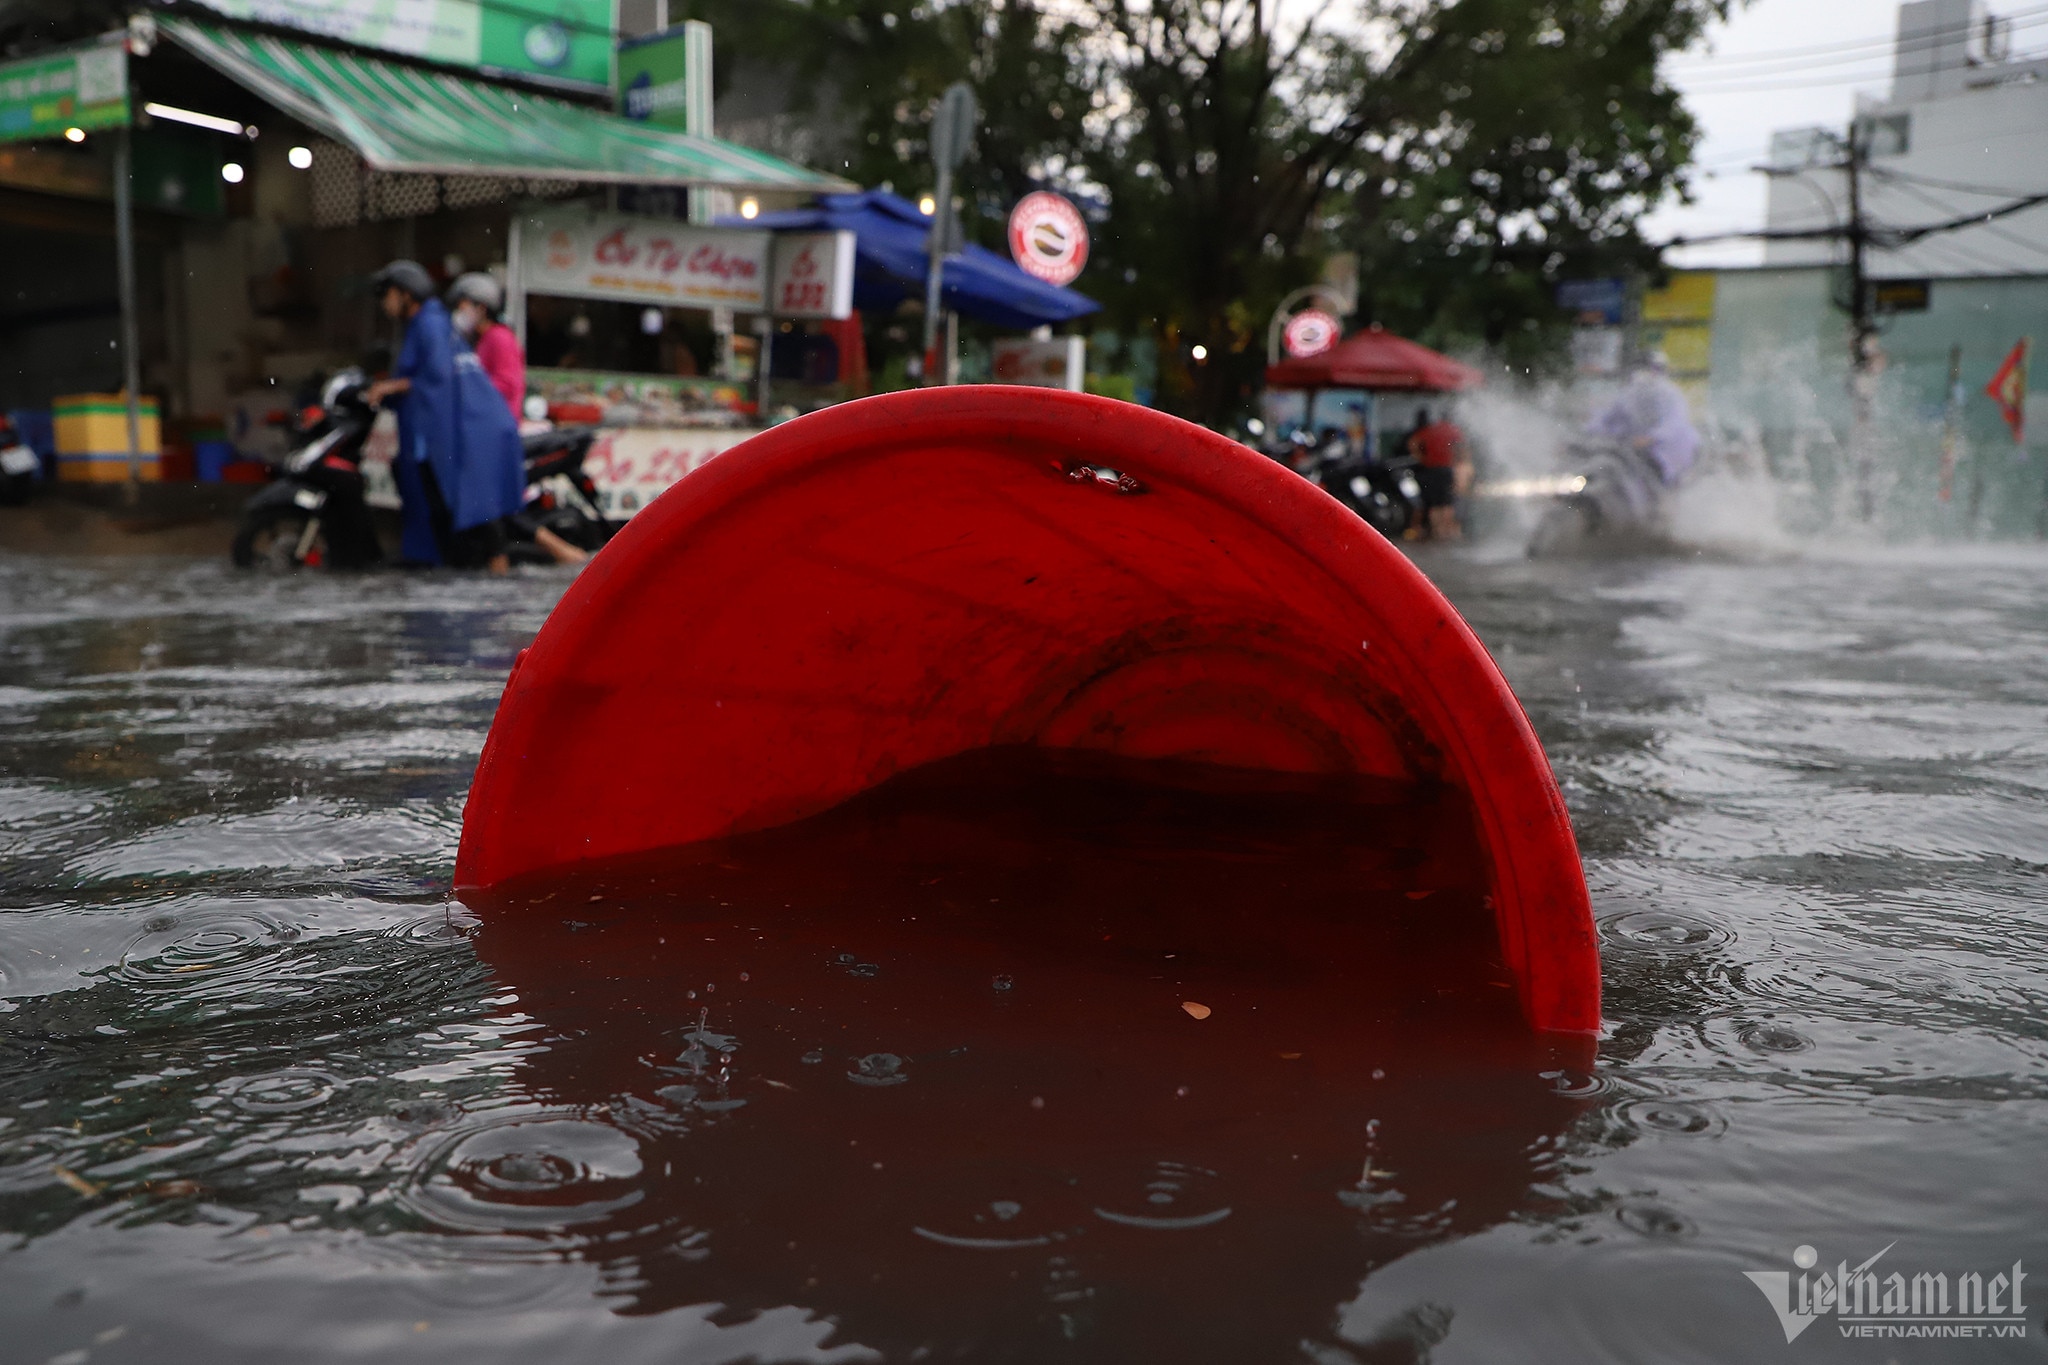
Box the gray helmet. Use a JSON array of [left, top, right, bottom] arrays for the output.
[[447, 271, 504, 318], [370, 259, 435, 302]]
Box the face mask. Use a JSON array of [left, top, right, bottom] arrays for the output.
[[454, 305, 481, 337]]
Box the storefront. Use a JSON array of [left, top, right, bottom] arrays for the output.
[[0, 7, 853, 509]]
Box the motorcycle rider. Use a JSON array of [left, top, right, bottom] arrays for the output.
[[447, 272, 526, 420], [447, 272, 589, 568], [363, 260, 521, 573], [1586, 351, 1700, 486]]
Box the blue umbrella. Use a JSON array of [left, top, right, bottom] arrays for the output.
[[727, 190, 1100, 331]]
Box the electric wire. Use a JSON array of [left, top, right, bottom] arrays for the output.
[[1664, 1, 2048, 72], [1881, 176, 2048, 262]]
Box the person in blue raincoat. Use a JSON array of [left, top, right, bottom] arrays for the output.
[[363, 260, 524, 572]]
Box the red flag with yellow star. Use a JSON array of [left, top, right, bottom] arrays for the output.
[[1985, 338, 2030, 444]]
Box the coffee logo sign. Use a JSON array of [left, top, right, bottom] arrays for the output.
[[1007, 191, 1089, 287]]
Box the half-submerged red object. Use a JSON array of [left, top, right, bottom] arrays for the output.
[[455, 388, 1598, 1034]]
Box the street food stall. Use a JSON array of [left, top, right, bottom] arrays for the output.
[[0, 8, 856, 513], [1262, 324, 1484, 458], [728, 190, 1100, 389], [507, 202, 857, 517]]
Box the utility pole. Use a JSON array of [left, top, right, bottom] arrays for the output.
[[113, 123, 143, 504], [1842, 119, 1879, 522], [1694, 124, 2048, 526], [923, 83, 976, 385]]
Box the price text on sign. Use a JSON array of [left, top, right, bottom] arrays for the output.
[[1283, 309, 1340, 359], [768, 230, 856, 320], [1007, 191, 1089, 287], [585, 428, 756, 518]]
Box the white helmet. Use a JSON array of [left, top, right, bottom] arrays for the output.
[[447, 271, 504, 319]]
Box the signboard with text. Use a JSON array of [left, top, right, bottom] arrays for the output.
[[0, 44, 127, 145], [768, 231, 856, 320], [1007, 191, 1088, 286], [990, 336, 1084, 391], [585, 427, 754, 518], [1282, 309, 1339, 359], [521, 206, 770, 310], [617, 25, 692, 128], [192, 0, 617, 90], [520, 209, 855, 318]]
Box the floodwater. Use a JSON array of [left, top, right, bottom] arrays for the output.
[[3, 547, 2045, 1363]]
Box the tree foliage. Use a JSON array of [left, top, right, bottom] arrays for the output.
[[655, 0, 1731, 419]]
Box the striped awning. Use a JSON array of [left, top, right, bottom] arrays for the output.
[[161, 18, 852, 194]]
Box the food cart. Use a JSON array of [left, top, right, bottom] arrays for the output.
[[1261, 324, 1483, 458], [506, 203, 856, 518]]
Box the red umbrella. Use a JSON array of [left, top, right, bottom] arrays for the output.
[[1265, 324, 1484, 392]]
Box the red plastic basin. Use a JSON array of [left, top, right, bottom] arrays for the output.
[[455, 388, 1599, 1035]]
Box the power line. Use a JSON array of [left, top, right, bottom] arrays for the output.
[[1881, 176, 2048, 261], [1680, 17, 2048, 88], [1867, 165, 2048, 199], [1677, 48, 2042, 96], [1664, 1, 2048, 72]]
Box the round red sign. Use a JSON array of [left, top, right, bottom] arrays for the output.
[[1007, 191, 1089, 286], [1282, 309, 1340, 359]]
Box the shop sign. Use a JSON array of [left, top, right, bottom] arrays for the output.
[[617, 24, 700, 130], [521, 206, 770, 310], [1007, 191, 1088, 286], [584, 427, 755, 519], [1556, 278, 1626, 326], [1282, 309, 1339, 359], [990, 337, 1084, 391], [191, 0, 616, 92], [0, 44, 128, 145], [768, 231, 856, 320]]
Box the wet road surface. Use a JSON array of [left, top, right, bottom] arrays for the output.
[[2, 547, 2044, 1363]]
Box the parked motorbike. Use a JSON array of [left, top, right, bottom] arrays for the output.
[[231, 370, 616, 570], [1524, 439, 1673, 556], [230, 369, 382, 570], [0, 412, 40, 507], [505, 426, 614, 565], [1259, 426, 1423, 541]]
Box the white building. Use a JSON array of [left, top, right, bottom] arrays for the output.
[[1762, 0, 2048, 279]]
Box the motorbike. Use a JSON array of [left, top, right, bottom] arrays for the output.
[[1258, 426, 1423, 541], [505, 425, 613, 565], [0, 412, 40, 507], [231, 369, 383, 570], [232, 370, 614, 571], [1523, 438, 1674, 556]]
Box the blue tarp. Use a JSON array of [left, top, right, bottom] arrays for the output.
[[725, 191, 1100, 331]]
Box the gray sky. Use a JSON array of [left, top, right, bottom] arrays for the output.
[[1644, 0, 2019, 266]]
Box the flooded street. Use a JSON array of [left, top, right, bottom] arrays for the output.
[[3, 547, 2045, 1363]]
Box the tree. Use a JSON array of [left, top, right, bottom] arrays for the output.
[[1070, 0, 1731, 420], [675, 0, 1734, 422]]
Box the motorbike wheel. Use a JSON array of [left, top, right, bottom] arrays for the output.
[[1332, 474, 1409, 541], [232, 505, 324, 570]]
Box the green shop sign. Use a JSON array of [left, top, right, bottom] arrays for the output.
[[0, 43, 129, 145], [616, 25, 695, 130], [192, 1, 618, 91]]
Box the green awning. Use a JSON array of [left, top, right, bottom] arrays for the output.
[[161, 18, 852, 194]]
